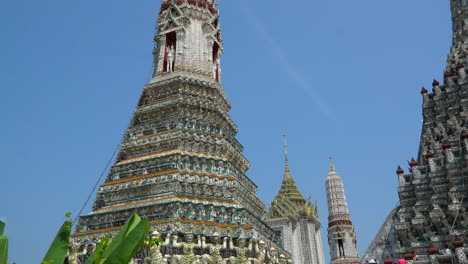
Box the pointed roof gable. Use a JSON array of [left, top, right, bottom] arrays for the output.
[[265, 135, 309, 221]]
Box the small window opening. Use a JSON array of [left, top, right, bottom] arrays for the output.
[[212, 42, 220, 82]]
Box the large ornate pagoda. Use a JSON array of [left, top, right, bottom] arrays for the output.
[[71, 0, 292, 263], [325, 161, 359, 264], [364, 0, 467, 263], [265, 135, 326, 264]]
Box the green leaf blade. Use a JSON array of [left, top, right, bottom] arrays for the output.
[[84, 236, 110, 264], [42, 220, 72, 264], [97, 212, 150, 264], [103, 218, 150, 264], [0, 237, 8, 264], [0, 221, 5, 236]]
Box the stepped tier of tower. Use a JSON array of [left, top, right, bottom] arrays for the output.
[[393, 0, 467, 256], [378, 0, 468, 261], [71, 0, 293, 263], [394, 78, 468, 255]]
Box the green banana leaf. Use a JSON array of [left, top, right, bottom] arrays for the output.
[[41, 219, 72, 264], [99, 212, 150, 264], [0, 221, 7, 264], [84, 236, 111, 264]]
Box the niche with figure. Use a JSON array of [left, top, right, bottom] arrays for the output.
[[212, 42, 220, 82], [338, 239, 345, 258], [163, 31, 177, 72]]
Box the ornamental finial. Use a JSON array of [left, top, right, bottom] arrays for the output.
[[283, 133, 289, 162], [329, 156, 335, 172], [283, 134, 291, 177]]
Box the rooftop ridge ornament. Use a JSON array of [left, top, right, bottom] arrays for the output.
[[329, 156, 335, 172]]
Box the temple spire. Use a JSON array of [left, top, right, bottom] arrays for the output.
[[329, 156, 335, 172], [266, 136, 307, 219], [283, 134, 291, 178], [445, 0, 467, 74], [450, 0, 467, 48], [325, 162, 359, 264]]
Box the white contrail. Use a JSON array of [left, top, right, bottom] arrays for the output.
[[238, 0, 335, 120]]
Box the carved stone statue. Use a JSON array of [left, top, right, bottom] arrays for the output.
[[268, 247, 279, 264], [202, 233, 226, 264], [68, 243, 87, 264], [250, 240, 266, 264], [279, 254, 287, 264], [216, 57, 221, 81], [458, 65, 466, 84], [172, 233, 198, 264], [144, 231, 166, 264], [212, 61, 218, 79], [167, 45, 175, 72], [229, 238, 250, 264]]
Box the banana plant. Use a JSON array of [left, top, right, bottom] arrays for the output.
[[41, 213, 73, 264], [84, 212, 150, 264], [0, 221, 8, 264]]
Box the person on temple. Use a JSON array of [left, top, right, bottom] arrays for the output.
[[398, 257, 406, 264], [443, 245, 452, 255]]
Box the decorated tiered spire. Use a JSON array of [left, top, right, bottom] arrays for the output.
[[386, 0, 468, 260], [265, 136, 325, 264], [266, 135, 314, 220], [326, 160, 359, 264], [444, 0, 467, 77], [72, 1, 292, 262]]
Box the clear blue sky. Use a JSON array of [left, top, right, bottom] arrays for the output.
[[0, 0, 452, 263]]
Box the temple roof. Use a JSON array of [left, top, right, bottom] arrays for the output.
[[265, 135, 317, 221]]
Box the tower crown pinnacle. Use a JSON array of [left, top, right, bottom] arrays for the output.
[[283, 134, 291, 178], [329, 156, 335, 172], [152, 0, 223, 83]]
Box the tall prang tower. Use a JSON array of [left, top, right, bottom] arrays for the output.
[[71, 0, 292, 262], [392, 0, 468, 259], [326, 161, 359, 264], [265, 135, 326, 264], [363, 0, 468, 262]]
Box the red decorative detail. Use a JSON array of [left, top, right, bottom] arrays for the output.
[[396, 165, 404, 175], [403, 251, 414, 261], [462, 131, 468, 139], [409, 158, 418, 167], [426, 150, 434, 159], [420, 87, 428, 94], [208, 6, 218, 14], [427, 243, 438, 255], [383, 257, 394, 264], [453, 237, 464, 248], [443, 141, 451, 150], [456, 63, 465, 71], [432, 79, 440, 87], [328, 220, 353, 228], [161, 0, 171, 13]]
